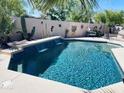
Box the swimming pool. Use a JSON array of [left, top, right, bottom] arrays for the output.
[[9, 39, 123, 90]]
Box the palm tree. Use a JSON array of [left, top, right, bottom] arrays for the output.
[[28, 0, 99, 11], [94, 12, 106, 24], [27, 0, 99, 22], [94, 10, 124, 26]]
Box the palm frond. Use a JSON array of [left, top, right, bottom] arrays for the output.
[[28, 0, 99, 11]]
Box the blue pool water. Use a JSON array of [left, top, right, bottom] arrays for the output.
[[9, 41, 123, 90]]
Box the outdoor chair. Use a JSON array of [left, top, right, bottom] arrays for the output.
[[86, 31, 97, 37]]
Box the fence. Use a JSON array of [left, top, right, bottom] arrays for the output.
[[11, 17, 108, 40]]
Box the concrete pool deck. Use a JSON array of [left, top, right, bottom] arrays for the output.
[[92, 82, 124, 93], [0, 53, 11, 70], [0, 36, 124, 93], [0, 70, 124, 93], [0, 70, 87, 93], [112, 48, 124, 73]]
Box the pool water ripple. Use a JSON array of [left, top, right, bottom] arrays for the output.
[[9, 41, 123, 90]]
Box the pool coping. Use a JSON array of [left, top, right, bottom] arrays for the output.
[[0, 36, 62, 70], [0, 36, 124, 93]]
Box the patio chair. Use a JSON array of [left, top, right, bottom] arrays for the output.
[[86, 31, 97, 37]]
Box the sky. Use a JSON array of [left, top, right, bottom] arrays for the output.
[[22, 0, 41, 17], [97, 0, 124, 11], [22, 0, 124, 17]]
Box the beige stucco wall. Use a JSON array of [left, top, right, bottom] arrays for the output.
[[13, 17, 107, 39]]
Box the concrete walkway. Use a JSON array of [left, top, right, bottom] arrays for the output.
[[112, 48, 124, 74], [92, 82, 124, 93]]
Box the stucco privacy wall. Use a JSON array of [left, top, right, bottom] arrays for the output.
[[13, 17, 107, 39]]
